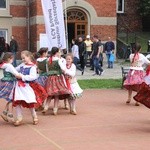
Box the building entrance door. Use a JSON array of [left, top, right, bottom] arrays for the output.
[[65, 9, 88, 49]]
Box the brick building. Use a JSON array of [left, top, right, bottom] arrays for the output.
[[0, 0, 117, 52], [117, 0, 142, 33]]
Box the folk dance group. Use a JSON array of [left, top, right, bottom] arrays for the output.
[[124, 43, 150, 109], [0, 47, 83, 126]]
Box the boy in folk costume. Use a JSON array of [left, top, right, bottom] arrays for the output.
[[13, 51, 47, 126]]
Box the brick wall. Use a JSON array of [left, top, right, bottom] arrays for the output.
[[117, 0, 142, 32], [12, 26, 28, 51], [10, 4, 27, 52], [91, 25, 116, 41], [30, 24, 45, 51], [85, 0, 116, 17], [10, 5, 27, 17]]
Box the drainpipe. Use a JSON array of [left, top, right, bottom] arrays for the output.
[[27, 0, 30, 51]]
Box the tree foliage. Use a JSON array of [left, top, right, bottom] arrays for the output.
[[139, 0, 150, 16]]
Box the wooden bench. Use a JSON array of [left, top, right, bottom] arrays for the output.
[[121, 66, 130, 89]]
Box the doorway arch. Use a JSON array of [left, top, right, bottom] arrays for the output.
[[65, 9, 88, 47]]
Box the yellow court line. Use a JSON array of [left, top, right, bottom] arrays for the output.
[[28, 125, 63, 150]]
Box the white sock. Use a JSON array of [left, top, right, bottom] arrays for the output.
[[30, 108, 37, 118]]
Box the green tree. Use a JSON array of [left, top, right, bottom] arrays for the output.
[[139, 0, 150, 16]]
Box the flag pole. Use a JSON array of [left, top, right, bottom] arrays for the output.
[[64, 0, 68, 53]]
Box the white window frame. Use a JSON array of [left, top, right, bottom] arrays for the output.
[[117, 0, 124, 13], [0, 0, 7, 9], [0, 29, 8, 43]]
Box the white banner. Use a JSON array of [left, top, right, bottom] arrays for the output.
[[41, 0, 66, 51]]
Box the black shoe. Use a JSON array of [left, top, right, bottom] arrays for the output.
[[81, 70, 84, 75], [90, 68, 94, 71]]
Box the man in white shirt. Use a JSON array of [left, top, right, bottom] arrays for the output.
[[84, 35, 93, 67]]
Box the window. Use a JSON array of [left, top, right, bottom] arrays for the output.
[[117, 0, 124, 13], [0, 29, 7, 42], [0, 0, 6, 9]]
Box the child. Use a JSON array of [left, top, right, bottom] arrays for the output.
[[65, 53, 83, 115], [124, 43, 150, 106], [58, 50, 69, 110], [43, 47, 72, 115], [133, 65, 150, 108], [13, 50, 47, 126], [35, 47, 48, 110], [36, 47, 48, 87], [0, 52, 20, 122]]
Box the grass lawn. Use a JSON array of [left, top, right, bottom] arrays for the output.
[[78, 79, 122, 89]]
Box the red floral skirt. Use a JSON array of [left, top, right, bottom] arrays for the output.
[[13, 82, 48, 108], [124, 70, 144, 92], [45, 75, 71, 100], [134, 82, 150, 109], [30, 82, 48, 108]]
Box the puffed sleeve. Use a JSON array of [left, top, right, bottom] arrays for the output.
[[65, 64, 76, 77], [142, 54, 150, 64], [21, 66, 38, 81], [6, 64, 20, 76], [58, 59, 66, 71]]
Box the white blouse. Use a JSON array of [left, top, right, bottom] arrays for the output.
[[72, 45, 79, 59], [1, 63, 19, 76], [65, 64, 77, 83], [130, 53, 150, 70]]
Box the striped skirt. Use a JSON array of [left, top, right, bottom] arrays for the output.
[[0, 80, 15, 102], [36, 76, 48, 87], [45, 75, 72, 100]]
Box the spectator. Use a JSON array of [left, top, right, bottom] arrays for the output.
[[0, 37, 5, 57], [84, 35, 93, 68], [4, 38, 10, 52], [90, 35, 104, 76], [71, 39, 83, 74], [105, 37, 115, 68], [78, 36, 86, 75], [10, 35, 18, 67]]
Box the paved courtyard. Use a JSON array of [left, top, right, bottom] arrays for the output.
[[1, 89, 150, 150]]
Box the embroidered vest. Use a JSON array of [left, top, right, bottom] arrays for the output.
[[47, 60, 62, 76], [20, 66, 31, 75], [37, 59, 47, 76], [2, 70, 16, 81]]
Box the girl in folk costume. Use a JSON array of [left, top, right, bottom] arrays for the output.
[[13, 51, 47, 126], [43, 47, 72, 115], [134, 65, 150, 108], [58, 50, 69, 110], [124, 43, 150, 106], [36, 47, 48, 87], [0, 52, 20, 122], [35, 48, 48, 110], [65, 54, 83, 115]]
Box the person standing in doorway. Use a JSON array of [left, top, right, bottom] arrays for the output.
[[84, 35, 93, 68], [90, 35, 104, 76], [10, 35, 18, 67], [104, 37, 115, 68], [78, 36, 86, 75]]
